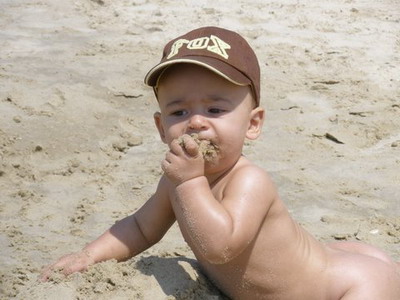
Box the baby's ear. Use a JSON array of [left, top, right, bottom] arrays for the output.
[[154, 112, 167, 143], [246, 107, 265, 140]]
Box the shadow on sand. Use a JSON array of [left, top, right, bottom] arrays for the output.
[[135, 255, 228, 299]]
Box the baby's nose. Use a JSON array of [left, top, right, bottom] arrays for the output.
[[188, 114, 208, 130]]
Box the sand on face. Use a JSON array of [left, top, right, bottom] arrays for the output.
[[0, 0, 399, 299]]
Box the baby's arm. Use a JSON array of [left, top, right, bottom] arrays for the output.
[[163, 137, 276, 264], [40, 177, 175, 280], [174, 166, 275, 264]]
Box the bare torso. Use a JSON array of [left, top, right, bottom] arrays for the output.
[[170, 157, 330, 299], [194, 198, 330, 299], [167, 156, 400, 299]]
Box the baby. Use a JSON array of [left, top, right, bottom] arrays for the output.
[[41, 27, 400, 299]]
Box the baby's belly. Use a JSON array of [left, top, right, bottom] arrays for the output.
[[198, 255, 281, 299], [195, 245, 288, 299], [196, 227, 330, 299], [200, 256, 327, 299]]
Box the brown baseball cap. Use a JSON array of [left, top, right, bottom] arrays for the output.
[[144, 26, 260, 106]]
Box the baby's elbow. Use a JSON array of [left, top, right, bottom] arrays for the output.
[[146, 234, 163, 246]]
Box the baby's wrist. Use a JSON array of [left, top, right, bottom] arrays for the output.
[[81, 247, 96, 264], [176, 175, 207, 189]]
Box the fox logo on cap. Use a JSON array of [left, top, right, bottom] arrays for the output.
[[167, 35, 231, 60]]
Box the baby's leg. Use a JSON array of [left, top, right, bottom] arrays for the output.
[[327, 240, 397, 267], [328, 247, 400, 300], [340, 258, 400, 300]]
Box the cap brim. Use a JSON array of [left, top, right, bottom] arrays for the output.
[[144, 56, 251, 88]]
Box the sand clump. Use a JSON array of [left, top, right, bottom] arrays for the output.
[[178, 133, 219, 162]]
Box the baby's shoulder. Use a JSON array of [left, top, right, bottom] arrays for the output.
[[226, 157, 277, 194], [232, 156, 272, 179]]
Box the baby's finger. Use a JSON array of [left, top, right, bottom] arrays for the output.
[[61, 261, 84, 276], [39, 263, 65, 282], [181, 135, 199, 157], [161, 151, 176, 172], [39, 253, 74, 280], [165, 150, 177, 164], [170, 139, 184, 155], [161, 158, 170, 173], [39, 265, 52, 282]]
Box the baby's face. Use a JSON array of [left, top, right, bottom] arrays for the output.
[[155, 64, 256, 168]]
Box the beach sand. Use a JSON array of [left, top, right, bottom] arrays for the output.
[[0, 0, 399, 299]]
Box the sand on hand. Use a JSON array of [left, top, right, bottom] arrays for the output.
[[178, 133, 219, 162]]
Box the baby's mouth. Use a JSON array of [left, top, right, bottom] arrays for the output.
[[178, 133, 219, 162]]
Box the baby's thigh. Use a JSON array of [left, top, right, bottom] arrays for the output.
[[329, 249, 400, 300]]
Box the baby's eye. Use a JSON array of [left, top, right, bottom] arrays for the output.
[[171, 110, 187, 117], [208, 108, 224, 114]]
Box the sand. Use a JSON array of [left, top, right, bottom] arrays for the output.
[[0, 0, 399, 299], [178, 134, 219, 162]]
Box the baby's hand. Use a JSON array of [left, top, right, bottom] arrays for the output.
[[162, 134, 205, 185], [39, 250, 94, 282]]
